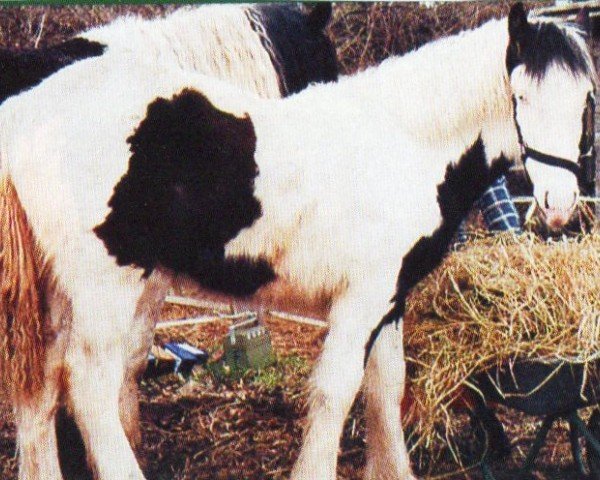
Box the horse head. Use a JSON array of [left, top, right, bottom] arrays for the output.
[[507, 2, 596, 230], [251, 3, 338, 95]]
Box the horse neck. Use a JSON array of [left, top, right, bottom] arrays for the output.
[[348, 18, 517, 158]]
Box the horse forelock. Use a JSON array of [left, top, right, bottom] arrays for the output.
[[507, 18, 596, 85]]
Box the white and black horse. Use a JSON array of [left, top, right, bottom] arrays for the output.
[[0, 3, 337, 103], [0, 3, 337, 480], [0, 3, 595, 480]]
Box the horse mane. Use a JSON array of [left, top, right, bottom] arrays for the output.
[[0, 177, 50, 403], [80, 5, 282, 99], [561, 21, 598, 86], [309, 12, 596, 155], [312, 18, 514, 151]]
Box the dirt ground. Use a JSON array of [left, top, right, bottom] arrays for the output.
[[0, 302, 597, 480]]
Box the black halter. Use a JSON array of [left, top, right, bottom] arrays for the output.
[[512, 94, 593, 185], [522, 146, 582, 178]]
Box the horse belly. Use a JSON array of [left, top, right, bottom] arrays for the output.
[[226, 129, 447, 299]]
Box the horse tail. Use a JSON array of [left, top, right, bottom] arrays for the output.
[[0, 176, 48, 402]]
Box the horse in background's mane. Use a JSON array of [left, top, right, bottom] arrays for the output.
[[0, 3, 337, 104], [0, 3, 595, 480]]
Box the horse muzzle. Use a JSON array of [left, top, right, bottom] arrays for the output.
[[536, 190, 579, 231]]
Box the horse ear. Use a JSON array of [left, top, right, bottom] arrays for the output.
[[575, 7, 591, 34], [307, 3, 333, 32], [508, 2, 531, 51]]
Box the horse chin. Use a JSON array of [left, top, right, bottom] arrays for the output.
[[537, 206, 578, 232]]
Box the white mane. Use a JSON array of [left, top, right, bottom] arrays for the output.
[[352, 18, 513, 153], [258, 17, 517, 170], [563, 21, 599, 85], [80, 5, 281, 99], [270, 15, 595, 166]]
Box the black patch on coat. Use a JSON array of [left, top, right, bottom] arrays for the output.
[[94, 89, 275, 296], [0, 38, 105, 104], [252, 3, 338, 95], [506, 4, 591, 79], [505, 168, 533, 196], [364, 138, 511, 364]]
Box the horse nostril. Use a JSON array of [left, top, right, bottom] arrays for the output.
[[544, 191, 550, 210]]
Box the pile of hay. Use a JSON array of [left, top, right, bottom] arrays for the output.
[[404, 232, 600, 456]]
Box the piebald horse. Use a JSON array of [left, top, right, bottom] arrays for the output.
[[0, 3, 595, 480]]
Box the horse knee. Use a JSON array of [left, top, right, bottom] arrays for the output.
[[67, 363, 145, 480], [291, 292, 390, 480]]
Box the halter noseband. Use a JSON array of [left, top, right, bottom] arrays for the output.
[[522, 146, 582, 178]]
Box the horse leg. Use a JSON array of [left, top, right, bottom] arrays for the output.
[[290, 284, 393, 480], [15, 382, 63, 480], [118, 374, 142, 453], [363, 321, 415, 480], [119, 269, 172, 454], [56, 364, 139, 479], [16, 288, 71, 480], [65, 277, 146, 480], [15, 355, 64, 480], [55, 406, 92, 480]]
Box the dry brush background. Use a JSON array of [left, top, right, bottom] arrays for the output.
[[0, 2, 525, 73], [0, 2, 589, 480]]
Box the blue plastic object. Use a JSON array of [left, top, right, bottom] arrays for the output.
[[163, 342, 209, 374]]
